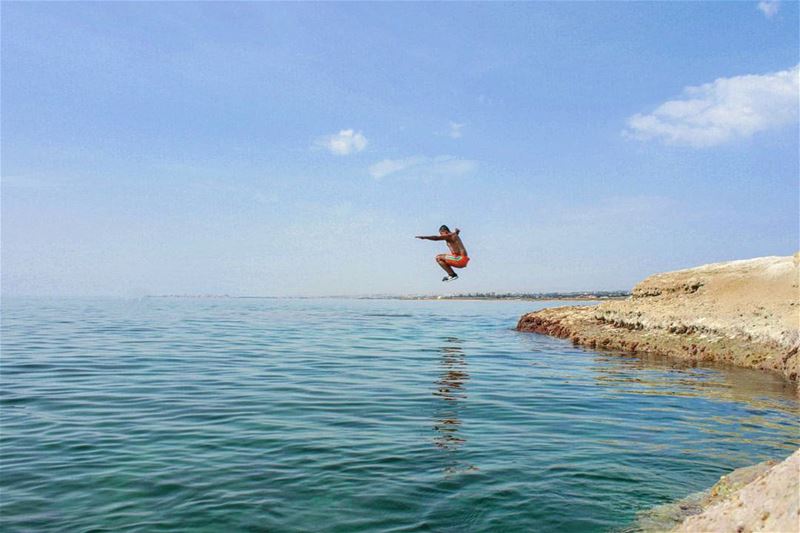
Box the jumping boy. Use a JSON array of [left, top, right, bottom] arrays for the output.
[[415, 225, 470, 282]]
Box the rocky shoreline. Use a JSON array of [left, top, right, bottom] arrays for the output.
[[517, 255, 799, 384], [517, 254, 800, 532], [629, 450, 799, 532]]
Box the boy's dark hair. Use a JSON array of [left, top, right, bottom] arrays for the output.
[[439, 225, 450, 233]]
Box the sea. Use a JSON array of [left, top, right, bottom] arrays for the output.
[[2, 297, 798, 532]]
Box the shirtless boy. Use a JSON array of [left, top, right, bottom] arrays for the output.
[[415, 225, 470, 282]]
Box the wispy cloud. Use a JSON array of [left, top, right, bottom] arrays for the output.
[[253, 191, 279, 205], [625, 64, 799, 147], [369, 155, 478, 180], [552, 195, 673, 225], [757, 0, 780, 18], [1, 175, 53, 189], [315, 129, 368, 155], [448, 122, 465, 139], [369, 157, 423, 179]]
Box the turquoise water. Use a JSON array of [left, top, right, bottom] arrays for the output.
[[2, 297, 798, 532]]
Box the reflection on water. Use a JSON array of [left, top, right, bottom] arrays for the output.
[[432, 337, 477, 474], [433, 337, 468, 450], [591, 351, 798, 414], [588, 349, 800, 466]]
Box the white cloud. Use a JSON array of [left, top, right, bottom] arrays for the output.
[[315, 129, 368, 155], [449, 122, 465, 139], [625, 64, 799, 147], [369, 155, 478, 180], [758, 0, 780, 18]]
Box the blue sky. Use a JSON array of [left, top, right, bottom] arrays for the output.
[[2, 1, 798, 297]]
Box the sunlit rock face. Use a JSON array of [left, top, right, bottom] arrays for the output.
[[517, 254, 800, 384]]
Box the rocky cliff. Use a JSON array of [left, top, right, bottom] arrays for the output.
[[517, 255, 800, 383]]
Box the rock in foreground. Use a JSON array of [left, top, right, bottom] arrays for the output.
[[673, 449, 799, 533], [630, 450, 799, 532], [517, 255, 800, 383]]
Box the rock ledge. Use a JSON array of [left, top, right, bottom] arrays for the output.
[[517, 255, 800, 383]]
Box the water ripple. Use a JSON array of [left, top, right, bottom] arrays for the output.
[[1, 297, 798, 532]]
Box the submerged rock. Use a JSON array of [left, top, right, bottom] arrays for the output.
[[627, 459, 780, 532], [673, 449, 799, 533], [517, 254, 800, 384]]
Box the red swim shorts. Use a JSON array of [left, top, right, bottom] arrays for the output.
[[444, 255, 470, 268]]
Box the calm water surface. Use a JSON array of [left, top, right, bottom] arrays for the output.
[[2, 298, 798, 532]]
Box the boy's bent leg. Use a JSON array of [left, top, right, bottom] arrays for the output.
[[436, 255, 456, 277]]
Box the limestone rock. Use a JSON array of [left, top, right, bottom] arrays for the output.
[[673, 449, 800, 533], [517, 254, 800, 383]]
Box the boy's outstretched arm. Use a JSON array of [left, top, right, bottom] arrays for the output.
[[416, 229, 459, 240]]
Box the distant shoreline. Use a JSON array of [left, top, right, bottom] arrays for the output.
[[145, 292, 630, 301], [386, 295, 628, 302]]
